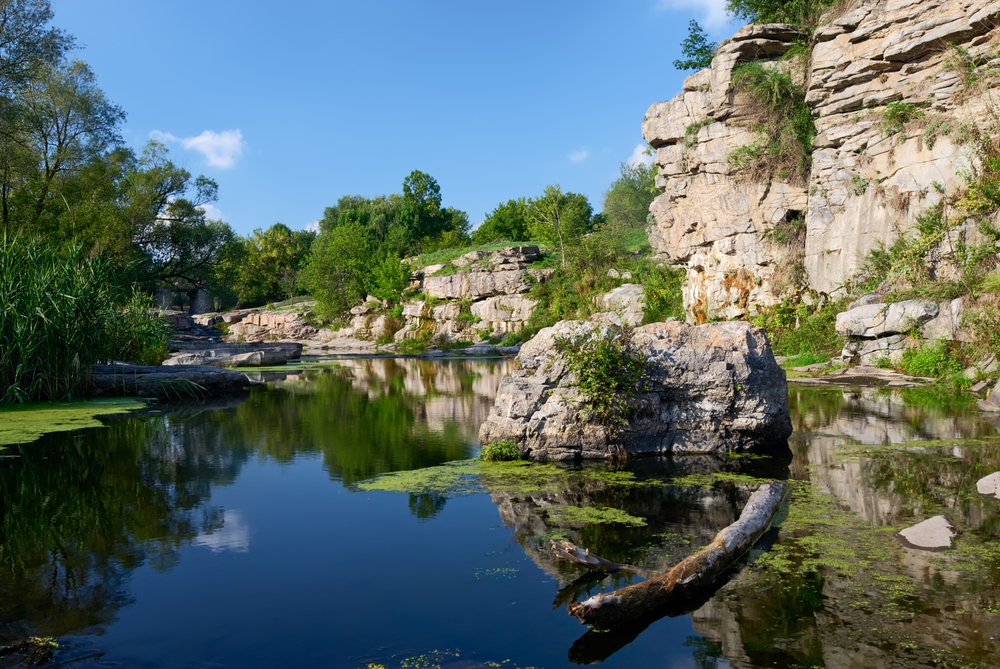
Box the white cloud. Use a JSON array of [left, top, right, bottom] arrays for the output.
[[193, 510, 249, 553], [627, 143, 654, 167], [658, 0, 731, 31], [150, 129, 246, 169], [197, 203, 226, 221], [568, 149, 590, 163], [305, 220, 320, 233]]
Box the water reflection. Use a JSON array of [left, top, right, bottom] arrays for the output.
[[0, 358, 508, 647], [0, 362, 998, 668]]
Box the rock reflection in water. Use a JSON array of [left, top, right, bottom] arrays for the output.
[[681, 386, 1000, 669]]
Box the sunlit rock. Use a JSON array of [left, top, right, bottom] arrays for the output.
[[977, 472, 1000, 500], [898, 515, 956, 551]]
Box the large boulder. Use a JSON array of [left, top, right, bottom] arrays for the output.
[[478, 320, 791, 461], [163, 342, 302, 367]]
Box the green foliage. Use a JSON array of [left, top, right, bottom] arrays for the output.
[[684, 119, 712, 148], [479, 440, 521, 462], [306, 171, 471, 319], [0, 235, 170, 403], [751, 298, 845, 357], [673, 20, 716, 71], [728, 61, 815, 185], [471, 198, 531, 244], [222, 223, 315, 307], [635, 263, 685, 324], [849, 174, 868, 196], [879, 102, 923, 135], [554, 325, 647, 439], [725, 0, 839, 28], [528, 185, 593, 267], [301, 220, 373, 321], [897, 340, 963, 378], [601, 161, 657, 229], [369, 253, 411, 304]]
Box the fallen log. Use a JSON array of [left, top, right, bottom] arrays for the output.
[[556, 480, 788, 628]]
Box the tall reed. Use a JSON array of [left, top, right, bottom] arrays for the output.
[[0, 234, 169, 403]]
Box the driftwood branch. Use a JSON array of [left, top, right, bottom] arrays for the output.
[[551, 541, 655, 578], [555, 480, 788, 628]]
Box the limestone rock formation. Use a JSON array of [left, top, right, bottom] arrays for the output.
[[836, 298, 968, 364], [478, 319, 791, 460], [163, 342, 302, 368], [393, 246, 553, 344], [643, 1, 1000, 320]]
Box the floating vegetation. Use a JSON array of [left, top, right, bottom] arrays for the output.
[[668, 471, 772, 490], [0, 398, 148, 447], [473, 567, 520, 579], [364, 649, 540, 669], [546, 505, 647, 527]]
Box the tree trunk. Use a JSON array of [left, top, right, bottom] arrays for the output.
[[555, 480, 788, 629]]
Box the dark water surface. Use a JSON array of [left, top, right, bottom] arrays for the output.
[[2, 359, 1000, 668]]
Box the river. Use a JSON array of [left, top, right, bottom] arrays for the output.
[[1, 358, 998, 668]]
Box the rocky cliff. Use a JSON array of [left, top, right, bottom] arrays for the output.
[[644, 0, 1000, 321]]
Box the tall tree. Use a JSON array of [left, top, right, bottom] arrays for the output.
[[9, 60, 124, 231], [397, 169, 447, 252], [228, 223, 315, 305], [529, 186, 593, 267]]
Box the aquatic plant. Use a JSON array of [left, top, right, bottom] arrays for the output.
[[0, 235, 169, 403], [479, 440, 521, 461]]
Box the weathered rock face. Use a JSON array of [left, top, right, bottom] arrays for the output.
[[836, 297, 968, 364], [643, 24, 810, 322], [478, 320, 791, 461], [394, 246, 552, 344], [643, 1, 1000, 319], [226, 309, 318, 342], [592, 283, 646, 326]]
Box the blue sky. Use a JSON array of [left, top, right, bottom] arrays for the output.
[[51, 1, 738, 235]]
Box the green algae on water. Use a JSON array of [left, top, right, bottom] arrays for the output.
[[0, 398, 148, 447], [546, 504, 647, 527]]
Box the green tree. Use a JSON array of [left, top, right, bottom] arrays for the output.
[[398, 169, 447, 253], [472, 197, 531, 244], [369, 253, 411, 303], [229, 223, 315, 306], [725, 0, 835, 28], [673, 20, 716, 71], [528, 186, 593, 267], [2, 59, 124, 232], [602, 161, 657, 230], [301, 220, 373, 320]]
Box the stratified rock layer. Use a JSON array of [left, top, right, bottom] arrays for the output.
[[478, 320, 791, 460], [643, 2, 1000, 319]]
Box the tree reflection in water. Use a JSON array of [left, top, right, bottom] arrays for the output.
[[0, 358, 506, 643]]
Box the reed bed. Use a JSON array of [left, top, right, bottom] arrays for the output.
[[0, 235, 169, 403]]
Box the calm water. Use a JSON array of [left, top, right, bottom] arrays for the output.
[[1, 359, 999, 668]]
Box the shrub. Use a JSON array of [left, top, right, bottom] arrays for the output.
[[554, 325, 647, 438], [751, 298, 845, 357], [727, 62, 815, 185], [898, 340, 963, 378], [0, 235, 169, 403], [479, 440, 522, 461]]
